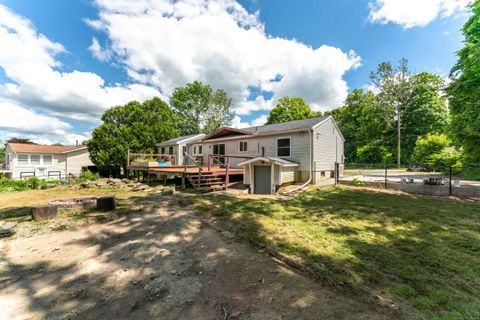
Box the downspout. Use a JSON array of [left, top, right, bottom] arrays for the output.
[[283, 129, 313, 195]]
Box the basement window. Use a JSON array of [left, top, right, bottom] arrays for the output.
[[277, 138, 291, 157]]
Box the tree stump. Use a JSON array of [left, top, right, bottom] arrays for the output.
[[31, 205, 58, 221], [97, 196, 116, 212]]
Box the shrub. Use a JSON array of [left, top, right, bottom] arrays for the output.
[[78, 170, 100, 181], [356, 144, 393, 164], [0, 178, 28, 192], [412, 133, 451, 166], [26, 177, 40, 189]]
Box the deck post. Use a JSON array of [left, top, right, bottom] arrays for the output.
[[181, 173, 186, 189], [225, 156, 230, 190], [208, 155, 212, 171]]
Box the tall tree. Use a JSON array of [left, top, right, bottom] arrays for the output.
[[86, 97, 178, 175], [447, 1, 480, 164], [7, 137, 36, 144], [170, 81, 234, 135], [401, 72, 449, 161], [329, 89, 391, 162], [370, 58, 410, 167], [266, 97, 318, 124]]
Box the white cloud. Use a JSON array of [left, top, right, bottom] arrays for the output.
[[0, 4, 161, 121], [88, 38, 112, 62], [0, 101, 90, 145], [231, 115, 249, 128], [250, 114, 268, 127], [89, 0, 360, 115], [368, 0, 471, 28]]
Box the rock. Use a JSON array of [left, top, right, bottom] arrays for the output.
[[121, 178, 130, 184], [0, 222, 17, 237], [161, 186, 175, 195], [79, 182, 92, 189], [131, 184, 149, 191], [221, 230, 235, 239], [170, 270, 177, 275]]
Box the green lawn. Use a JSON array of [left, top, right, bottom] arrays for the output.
[[184, 186, 480, 320]]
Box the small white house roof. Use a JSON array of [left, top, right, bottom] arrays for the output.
[[156, 134, 206, 147], [238, 157, 300, 167]]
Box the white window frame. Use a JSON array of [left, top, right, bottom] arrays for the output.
[[43, 155, 53, 165], [277, 138, 291, 158], [18, 154, 29, 165], [239, 141, 248, 152], [193, 144, 203, 155], [30, 154, 41, 165]]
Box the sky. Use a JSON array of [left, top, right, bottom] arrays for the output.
[[0, 0, 471, 145]]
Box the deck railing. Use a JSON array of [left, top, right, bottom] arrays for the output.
[[127, 149, 177, 166], [207, 154, 253, 188]]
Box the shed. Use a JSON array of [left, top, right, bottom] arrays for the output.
[[238, 157, 299, 194]]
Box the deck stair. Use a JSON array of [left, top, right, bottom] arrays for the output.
[[186, 171, 226, 192]]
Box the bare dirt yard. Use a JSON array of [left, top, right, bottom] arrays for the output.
[[0, 191, 403, 319]]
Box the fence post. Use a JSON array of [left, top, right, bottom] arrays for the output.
[[334, 161, 339, 185], [384, 164, 388, 188], [449, 166, 452, 196]]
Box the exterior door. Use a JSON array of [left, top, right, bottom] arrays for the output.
[[254, 165, 271, 194], [213, 144, 225, 165]]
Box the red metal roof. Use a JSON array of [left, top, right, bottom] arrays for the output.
[[7, 143, 86, 154]]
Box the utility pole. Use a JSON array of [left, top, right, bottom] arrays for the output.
[[397, 108, 401, 168]]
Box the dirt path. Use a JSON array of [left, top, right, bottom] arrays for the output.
[[0, 197, 400, 319]]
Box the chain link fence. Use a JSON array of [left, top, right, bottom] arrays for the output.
[[338, 163, 480, 199]]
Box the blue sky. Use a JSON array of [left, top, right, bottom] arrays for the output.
[[0, 0, 470, 144]]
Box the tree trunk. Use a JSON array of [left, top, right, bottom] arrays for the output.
[[96, 196, 116, 212], [397, 108, 401, 168], [31, 205, 58, 221]]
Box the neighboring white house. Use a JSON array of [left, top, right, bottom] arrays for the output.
[[1, 143, 94, 179], [155, 134, 206, 165], [174, 116, 344, 194]]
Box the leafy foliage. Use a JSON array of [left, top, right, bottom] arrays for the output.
[[86, 97, 179, 174], [447, 1, 480, 165], [170, 81, 234, 135], [412, 133, 462, 169], [7, 137, 36, 144], [0, 177, 47, 192], [356, 144, 393, 164], [78, 170, 100, 181], [266, 97, 318, 124]]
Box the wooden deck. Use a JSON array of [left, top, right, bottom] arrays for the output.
[[127, 165, 243, 176]]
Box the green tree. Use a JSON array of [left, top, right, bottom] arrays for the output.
[[370, 58, 411, 167], [356, 144, 393, 164], [7, 137, 36, 144], [447, 1, 480, 165], [266, 97, 317, 124], [412, 133, 462, 168], [401, 72, 449, 161], [169, 81, 234, 135], [329, 89, 391, 162], [86, 97, 178, 175]]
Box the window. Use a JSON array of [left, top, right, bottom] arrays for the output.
[[43, 155, 52, 165], [30, 155, 41, 165], [160, 147, 165, 154], [239, 141, 248, 152], [213, 144, 225, 155], [18, 154, 28, 165], [168, 146, 174, 154], [182, 146, 186, 155], [193, 145, 202, 155], [277, 138, 291, 157]]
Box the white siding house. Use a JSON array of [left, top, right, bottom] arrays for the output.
[[1, 143, 94, 179], [155, 134, 205, 165], [195, 116, 344, 194]]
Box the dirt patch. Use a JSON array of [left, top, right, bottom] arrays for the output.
[[0, 196, 406, 319]]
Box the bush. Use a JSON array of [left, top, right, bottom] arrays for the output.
[[78, 170, 100, 181], [0, 178, 28, 192], [26, 177, 40, 189], [356, 144, 393, 164], [412, 133, 451, 165]]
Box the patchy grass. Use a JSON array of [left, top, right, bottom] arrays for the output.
[[0, 185, 151, 236], [183, 186, 480, 319]]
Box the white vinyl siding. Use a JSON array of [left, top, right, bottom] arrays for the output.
[[313, 117, 344, 172]]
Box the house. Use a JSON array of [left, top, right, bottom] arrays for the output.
[[155, 134, 206, 165], [193, 116, 344, 194], [1, 143, 94, 180]]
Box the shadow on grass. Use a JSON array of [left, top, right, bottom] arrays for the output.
[[182, 187, 480, 319]]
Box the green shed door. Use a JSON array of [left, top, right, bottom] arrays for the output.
[[254, 165, 271, 194]]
